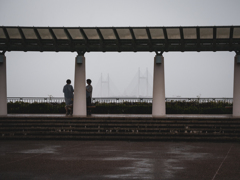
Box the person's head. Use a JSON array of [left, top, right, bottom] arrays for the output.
[[66, 79, 71, 84], [86, 79, 92, 85]]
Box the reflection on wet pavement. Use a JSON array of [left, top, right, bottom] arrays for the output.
[[20, 145, 61, 154], [104, 156, 154, 179], [161, 145, 210, 179], [0, 141, 238, 180]]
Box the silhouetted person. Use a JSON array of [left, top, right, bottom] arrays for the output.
[[63, 79, 74, 115], [86, 79, 93, 107]]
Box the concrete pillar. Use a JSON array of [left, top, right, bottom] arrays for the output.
[[0, 54, 7, 116], [152, 55, 166, 117], [73, 55, 86, 116], [233, 55, 240, 117]]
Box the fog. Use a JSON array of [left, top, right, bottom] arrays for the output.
[[1, 0, 239, 98]]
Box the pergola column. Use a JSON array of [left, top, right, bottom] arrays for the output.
[[152, 55, 166, 117], [0, 54, 7, 116], [233, 55, 240, 117], [73, 55, 86, 116]]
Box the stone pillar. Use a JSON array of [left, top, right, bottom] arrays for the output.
[[0, 55, 7, 116], [233, 55, 240, 117], [73, 55, 86, 116], [152, 55, 166, 117]]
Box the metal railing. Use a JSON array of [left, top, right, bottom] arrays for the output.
[[165, 98, 233, 104], [7, 97, 233, 104], [7, 97, 65, 103]]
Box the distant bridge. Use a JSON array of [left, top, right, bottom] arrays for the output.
[[94, 68, 153, 97]]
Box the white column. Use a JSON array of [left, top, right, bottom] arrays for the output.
[[0, 55, 7, 116], [73, 55, 86, 116], [152, 55, 165, 117], [233, 55, 240, 117]]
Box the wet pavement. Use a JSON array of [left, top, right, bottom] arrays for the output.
[[0, 141, 240, 180]]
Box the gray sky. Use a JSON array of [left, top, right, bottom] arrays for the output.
[[1, 0, 239, 98]]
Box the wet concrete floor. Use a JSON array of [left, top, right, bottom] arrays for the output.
[[0, 141, 240, 180]]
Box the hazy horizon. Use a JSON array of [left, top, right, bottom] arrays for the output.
[[1, 0, 239, 98]]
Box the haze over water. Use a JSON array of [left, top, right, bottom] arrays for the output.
[[1, 0, 239, 98]]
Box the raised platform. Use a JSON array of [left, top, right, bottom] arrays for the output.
[[3, 114, 235, 119], [1, 114, 239, 141]]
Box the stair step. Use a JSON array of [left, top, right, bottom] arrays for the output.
[[1, 116, 240, 141]]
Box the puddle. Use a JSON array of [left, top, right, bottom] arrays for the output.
[[19, 145, 61, 154], [168, 145, 209, 160], [103, 150, 154, 179], [105, 157, 154, 179], [160, 145, 210, 179]]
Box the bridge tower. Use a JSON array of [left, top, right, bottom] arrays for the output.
[[138, 68, 149, 97], [100, 73, 110, 97]]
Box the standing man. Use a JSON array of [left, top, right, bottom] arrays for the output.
[[86, 79, 93, 106], [63, 79, 74, 115]]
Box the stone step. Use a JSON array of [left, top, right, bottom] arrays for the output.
[[1, 116, 240, 140], [1, 126, 240, 131], [1, 134, 240, 141]]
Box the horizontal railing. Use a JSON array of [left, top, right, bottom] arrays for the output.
[[7, 97, 233, 104], [7, 97, 65, 103]]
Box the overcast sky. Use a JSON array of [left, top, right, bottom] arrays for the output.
[[1, 0, 240, 98]]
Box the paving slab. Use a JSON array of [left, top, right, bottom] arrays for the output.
[[0, 141, 239, 180]]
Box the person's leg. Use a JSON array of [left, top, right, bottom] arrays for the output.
[[65, 105, 69, 115], [87, 97, 92, 115], [87, 97, 91, 106], [68, 104, 73, 115]]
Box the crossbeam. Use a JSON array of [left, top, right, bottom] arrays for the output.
[[0, 26, 239, 53]]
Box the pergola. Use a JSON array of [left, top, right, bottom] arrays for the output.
[[0, 26, 240, 116]]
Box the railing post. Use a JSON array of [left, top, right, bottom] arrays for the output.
[[0, 54, 7, 116]]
